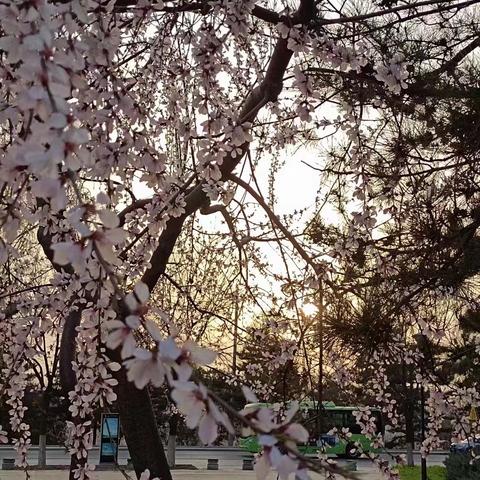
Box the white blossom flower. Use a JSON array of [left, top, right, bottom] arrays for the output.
[[105, 315, 139, 359], [171, 381, 233, 444], [140, 469, 159, 480], [125, 348, 167, 389]]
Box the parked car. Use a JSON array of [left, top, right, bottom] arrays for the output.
[[450, 436, 480, 454]]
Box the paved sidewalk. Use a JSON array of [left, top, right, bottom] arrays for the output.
[[0, 470, 384, 480]]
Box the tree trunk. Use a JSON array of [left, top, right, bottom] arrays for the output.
[[167, 414, 179, 468], [115, 365, 172, 480], [406, 441, 414, 467], [38, 434, 47, 468], [166, 436, 176, 469], [60, 310, 81, 394], [405, 395, 415, 466], [37, 391, 51, 468], [166, 416, 177, 469]]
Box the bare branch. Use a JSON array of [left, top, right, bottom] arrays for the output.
[[228, 173, 319, 274]]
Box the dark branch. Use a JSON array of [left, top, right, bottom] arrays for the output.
[[427, 36, 480, 78], [140, 2, 317, 293], [317, 0, 480, 26], [65, 0, 283, 24]]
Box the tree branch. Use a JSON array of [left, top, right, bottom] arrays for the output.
[[140, 1, 317, 292], [228, 173, 319, 274], [57, 0, 283, 24], [317, 0, 479, 26], [427, 35, 480, 78]]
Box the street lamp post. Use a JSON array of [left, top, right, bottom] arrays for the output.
[[419, 382, 427, 480], [318, 280, 324, 440], [228, 288, 239, 447], [302, 284, 325, 446]]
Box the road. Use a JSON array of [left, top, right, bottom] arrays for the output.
[[0, 446, 448, 474]]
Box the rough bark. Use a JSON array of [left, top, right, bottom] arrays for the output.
[[37, 383, 52, 468], [113, 362, 173, 480], [166, 415, 178, 469], [60, 309, 81, 394], [38, 434, 47, 468]]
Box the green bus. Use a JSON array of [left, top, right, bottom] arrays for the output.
[[239, 401, 383, 459]]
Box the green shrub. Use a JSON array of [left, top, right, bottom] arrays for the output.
[[445, 452, 480, 480]]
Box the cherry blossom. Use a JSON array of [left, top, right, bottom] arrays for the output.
[[0, 0, 478, 478], [140, 469, 160, 480], [171, 381, 233, 444]]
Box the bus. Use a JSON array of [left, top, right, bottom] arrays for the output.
[[239, 401, 383, 458]]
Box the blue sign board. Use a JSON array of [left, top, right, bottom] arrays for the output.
[[99, 413, 120, 463]]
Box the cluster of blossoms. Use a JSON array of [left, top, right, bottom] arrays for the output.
[[445, 385, 480, 452], [104, 283, 323, 478], [171, 383, 233, 444], [260, 340, 298, 369], [51, 204, 128, 276], [2, 314, 34, 468], [106, 283, 238, 445], [341, 348, 409, 480], [350, 408, 400, 480], [0, 0, 185, 284], [313, 35, 369, 73], [292, 66, 317, 122], [1, 0, 473, 479], [352, 408, 384, 449], [249, 381, 275, 399], [330, 361, 357, 391], [241, 392, 310, 480], [217, 0, 255, 38], [278, 23, 312, 55], [0, 0, 96, 240], [421, 389, 448, 456], [67, 310, 119, 479], [4, 363, 30, 468], [240, 326, 300, 398], [374, 54, 410, 95], [369, 361, 398, 429]]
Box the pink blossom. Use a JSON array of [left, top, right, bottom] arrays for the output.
[[140, 469, 159, 480], [171, 381, 233, 444], [125, 348, 167, 389]]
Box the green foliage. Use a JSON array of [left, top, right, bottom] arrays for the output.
[[445, 453, 480, 480], [397, 465, 446, 480]]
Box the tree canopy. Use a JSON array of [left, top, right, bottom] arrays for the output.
[[1, 1, 480, 479]]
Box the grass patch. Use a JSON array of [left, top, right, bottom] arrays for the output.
[[397, 465, 446, 480]]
